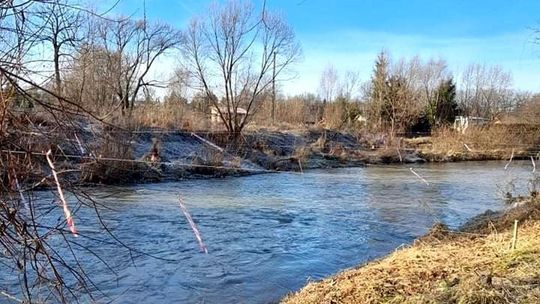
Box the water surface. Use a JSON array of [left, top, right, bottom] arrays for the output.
[[4, 161, 536, 303]]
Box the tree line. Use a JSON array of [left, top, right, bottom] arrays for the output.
[[1, 0, 301, 137], [1, 0, 537, 138], [315, 51, 533, 134]]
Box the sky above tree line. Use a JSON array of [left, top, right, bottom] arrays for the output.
[[101, 0, 540, 96]]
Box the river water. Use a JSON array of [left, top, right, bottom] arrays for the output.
[[2, 161, 536, 303]]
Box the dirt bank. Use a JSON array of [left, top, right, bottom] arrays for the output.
[[9, 121, 537, 186], [44, 127, 428, 184], [282, 197, 540, 304]]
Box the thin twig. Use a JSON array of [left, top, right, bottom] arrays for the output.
[[0, 290, 23, 303], [45, 149, 78, 237], [14, 176, 29, 211], [191, 132, 224, 153], [504, 148, 514, 170], [511, 220, 519, 250], [178, 196, 208, 254], [410, 168, 430, 186], [74, 133, 85, 154]]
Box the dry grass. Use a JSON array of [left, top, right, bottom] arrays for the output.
[[252, 98, 365, 130], [293, 145, 313, 164], [129, 98, 367, 133], [311, 132, 327, 151], [254, 98, 317, 126], [131, 102, 211, 130], [283, 199, 540, 304], [412, 125, 540, 161], [322, 101, 363, 130]]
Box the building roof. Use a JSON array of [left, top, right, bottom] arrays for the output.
[[211, 106, 247, 115]]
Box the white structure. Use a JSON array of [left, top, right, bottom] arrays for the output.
[[210, 106, 247, 124], [453, 116, 489, 134], [355, 114, 367, 126]]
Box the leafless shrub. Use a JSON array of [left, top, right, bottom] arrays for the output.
[[81, 130, 142, 184], [431, 125, 538, 154], [131, 101, 210, 130], [293, 145, 312, 164], [311, 131, 327, 151]]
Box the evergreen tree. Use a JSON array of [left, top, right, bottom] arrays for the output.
[[369, 51, 390, 129], [434, 78, 458, 125]]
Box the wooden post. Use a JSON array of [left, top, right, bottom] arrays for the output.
[[511, 220, 519, 250]]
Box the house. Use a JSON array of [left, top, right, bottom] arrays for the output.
[[210, 106, 247, 124], [453, 116, 489, 134]]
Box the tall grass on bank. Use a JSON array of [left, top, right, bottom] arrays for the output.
[[131, 101, 210, 131], [413, 125, 540, 161], [252, 98, 365, 131]]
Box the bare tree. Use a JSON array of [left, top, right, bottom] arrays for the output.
[[457, 63, 513, 118], [319, 64, 339, 102], [63, 44, 119, 112], [419, 58, 449, 109], [36, 0, 83, 94], [516, 94, 540, 124], [96, 15, 182, 115], [167, 66, 191, 103], [1, 2, 102, 302], [339, 70, 360, 100], [181, 0, 301, 136], [381, 75, 421, 134], [368, 52, 429, 133]]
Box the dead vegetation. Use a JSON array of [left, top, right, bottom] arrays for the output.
[[80, 130, 163, 184], [131, 102, 210, 131], [283, 197, 540, 304], [407, 125, 540, 162]]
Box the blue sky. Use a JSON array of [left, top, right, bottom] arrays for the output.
[[102, 0, 540, 95]]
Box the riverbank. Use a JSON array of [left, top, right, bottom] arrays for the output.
[[282, 196, 540, 304], [89, 125, 535, 183], [97, 127, 538, 181], [6, 119, 538, 186]]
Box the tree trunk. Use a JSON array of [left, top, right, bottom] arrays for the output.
[[53, 45, 62, 95]]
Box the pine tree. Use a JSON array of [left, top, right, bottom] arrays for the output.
[[369, 51, 390, 129], [434, 78, 458, 125]]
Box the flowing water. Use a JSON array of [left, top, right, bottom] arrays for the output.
[[3, 161, 536, 303]]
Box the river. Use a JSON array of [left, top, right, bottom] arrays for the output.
[[2, 161, 536, 303]]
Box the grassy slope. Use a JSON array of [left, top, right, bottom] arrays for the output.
[[283, 199, 540, 304]]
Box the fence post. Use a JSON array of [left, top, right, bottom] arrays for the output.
[[511, 220, 519, 250]]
